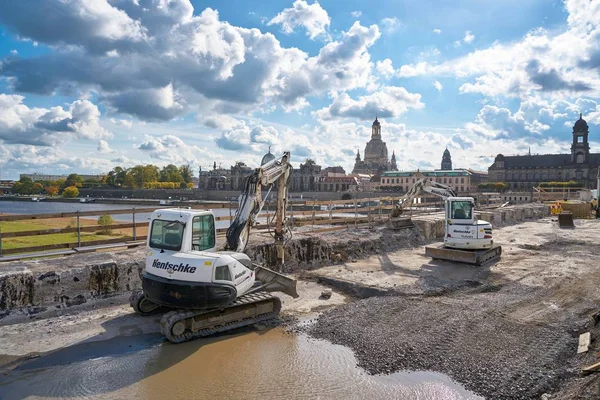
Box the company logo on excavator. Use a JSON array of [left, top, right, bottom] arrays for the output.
[[152, 259, 197, 273]]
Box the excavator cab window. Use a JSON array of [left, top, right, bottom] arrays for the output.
[[450, 201, 472, 220], [192, 215, 215, 251], [149, 220, 184, 251]]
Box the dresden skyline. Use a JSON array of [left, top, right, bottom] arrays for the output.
[[0, 0, 599, 180]]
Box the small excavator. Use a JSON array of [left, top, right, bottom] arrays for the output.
[[389, 177, 502, 266], [130, 152, 299, 343]]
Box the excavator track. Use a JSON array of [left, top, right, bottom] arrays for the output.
[[159, 291, 282, 344]]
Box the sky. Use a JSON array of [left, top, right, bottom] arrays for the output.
[[0, 0, 599, 180]]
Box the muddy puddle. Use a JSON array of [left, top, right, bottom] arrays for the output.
[[0, 327, 482, 400]]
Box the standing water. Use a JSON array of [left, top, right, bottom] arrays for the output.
[[0, 328, 482, 400]]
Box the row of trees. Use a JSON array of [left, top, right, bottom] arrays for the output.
[[10, 174, 84, 196], [103, 164, 194, 189], [9, 164, 196, 196]]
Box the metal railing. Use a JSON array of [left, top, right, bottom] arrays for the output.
[[0, 194, 506, 259]]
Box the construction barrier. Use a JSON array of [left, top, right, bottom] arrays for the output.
[[550, 202, 563, 215]]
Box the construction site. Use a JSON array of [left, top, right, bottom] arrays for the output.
[[1, 154, 600, 400]]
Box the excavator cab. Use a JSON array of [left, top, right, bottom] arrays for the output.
[[447, 199, 474, 223], [148, 209, 217, 254]]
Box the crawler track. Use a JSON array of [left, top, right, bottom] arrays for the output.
[[159, 292, 282, 343]]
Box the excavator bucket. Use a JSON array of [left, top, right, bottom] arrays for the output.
[[386, 217, 414, 230], [252, 265, 300, 298], [558, 211, 575, 229]]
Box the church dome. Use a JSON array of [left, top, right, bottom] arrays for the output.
[[443, 148, 450, 156], [261, 147, 276, 165], [574, 113, 588, 131], [372, 116, 380, 126]]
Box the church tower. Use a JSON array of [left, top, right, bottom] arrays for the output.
[[441, 147, 452, 170], [571, 113, 590, 164], [371, 116, 381, 139], [356, 149, 361, 162], [391, 151, 397, 171]]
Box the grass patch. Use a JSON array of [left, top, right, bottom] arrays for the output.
[[0, 218, 148, 251], [1, 232, 127, 250], [0, 218, 97, 233]]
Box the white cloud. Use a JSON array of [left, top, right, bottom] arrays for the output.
[[433, 81, 443, 91], [313, 86, 425, 121], [376, 58, 395, 78], [110, 118, 133, 128], [97, 139, 114, 153], [267, 0, 331, 40], [463, 30, 475, 44], [351, 11, 362, 18], [1, 4, 385, 120], [0, 94, 112, 146], [397, 1, 600, 98], [202, 114, 246, 130], [138, 134, 213, 165], [380, 17, 400, 34], [433, 29, 441, 34]]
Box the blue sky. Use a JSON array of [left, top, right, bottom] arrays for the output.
[[0, 0, 599, 180]]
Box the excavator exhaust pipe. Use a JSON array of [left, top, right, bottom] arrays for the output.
[[251, 264, 300, 299]]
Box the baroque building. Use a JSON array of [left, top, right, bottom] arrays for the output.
[[488, 114, 600, 189], [352, 117, 397, 175]]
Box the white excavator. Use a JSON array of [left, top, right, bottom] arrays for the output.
[[389, 177, 502, 266], [130, 152, 299, 343]]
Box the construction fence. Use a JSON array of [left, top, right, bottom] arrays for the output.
[[0, 193, 508, 259]]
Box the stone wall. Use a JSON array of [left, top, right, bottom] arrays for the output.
[[0, 203, 550, 318]]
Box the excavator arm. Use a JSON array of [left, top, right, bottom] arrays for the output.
[[223, 152, 292, 258], [392, 178, 456, 217]]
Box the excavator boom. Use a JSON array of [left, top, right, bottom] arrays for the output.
[[224, 152, 292, 256]]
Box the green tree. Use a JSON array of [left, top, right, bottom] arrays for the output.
[[97, 214, 114, 235], [62, 186, 79, 198], [64, 173, 83, 188], [160, 164, 183, 183], [11, 177, 34, 195], [179, 164, 193, 183], [106, 166, 126, 186], [122, 172, 136, 188]]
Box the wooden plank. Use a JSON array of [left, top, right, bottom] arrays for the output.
[[578, 332, 591, 354], [581, 361, 600, 375]]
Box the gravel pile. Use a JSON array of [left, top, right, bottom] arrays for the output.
[[309, 292, 579, 400]]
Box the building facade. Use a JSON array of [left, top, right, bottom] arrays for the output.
[[488, 114, 600, 189], [380, 169, 479, 193], [352, 117, 397, 175]]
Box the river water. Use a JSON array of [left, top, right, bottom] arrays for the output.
[[0, 200, 237, 229], [0, 327, 482, 400]]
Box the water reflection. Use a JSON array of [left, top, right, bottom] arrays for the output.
[[0, 328, 482, 400]]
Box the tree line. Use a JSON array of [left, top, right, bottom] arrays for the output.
[[8, 164, 196, 197]]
